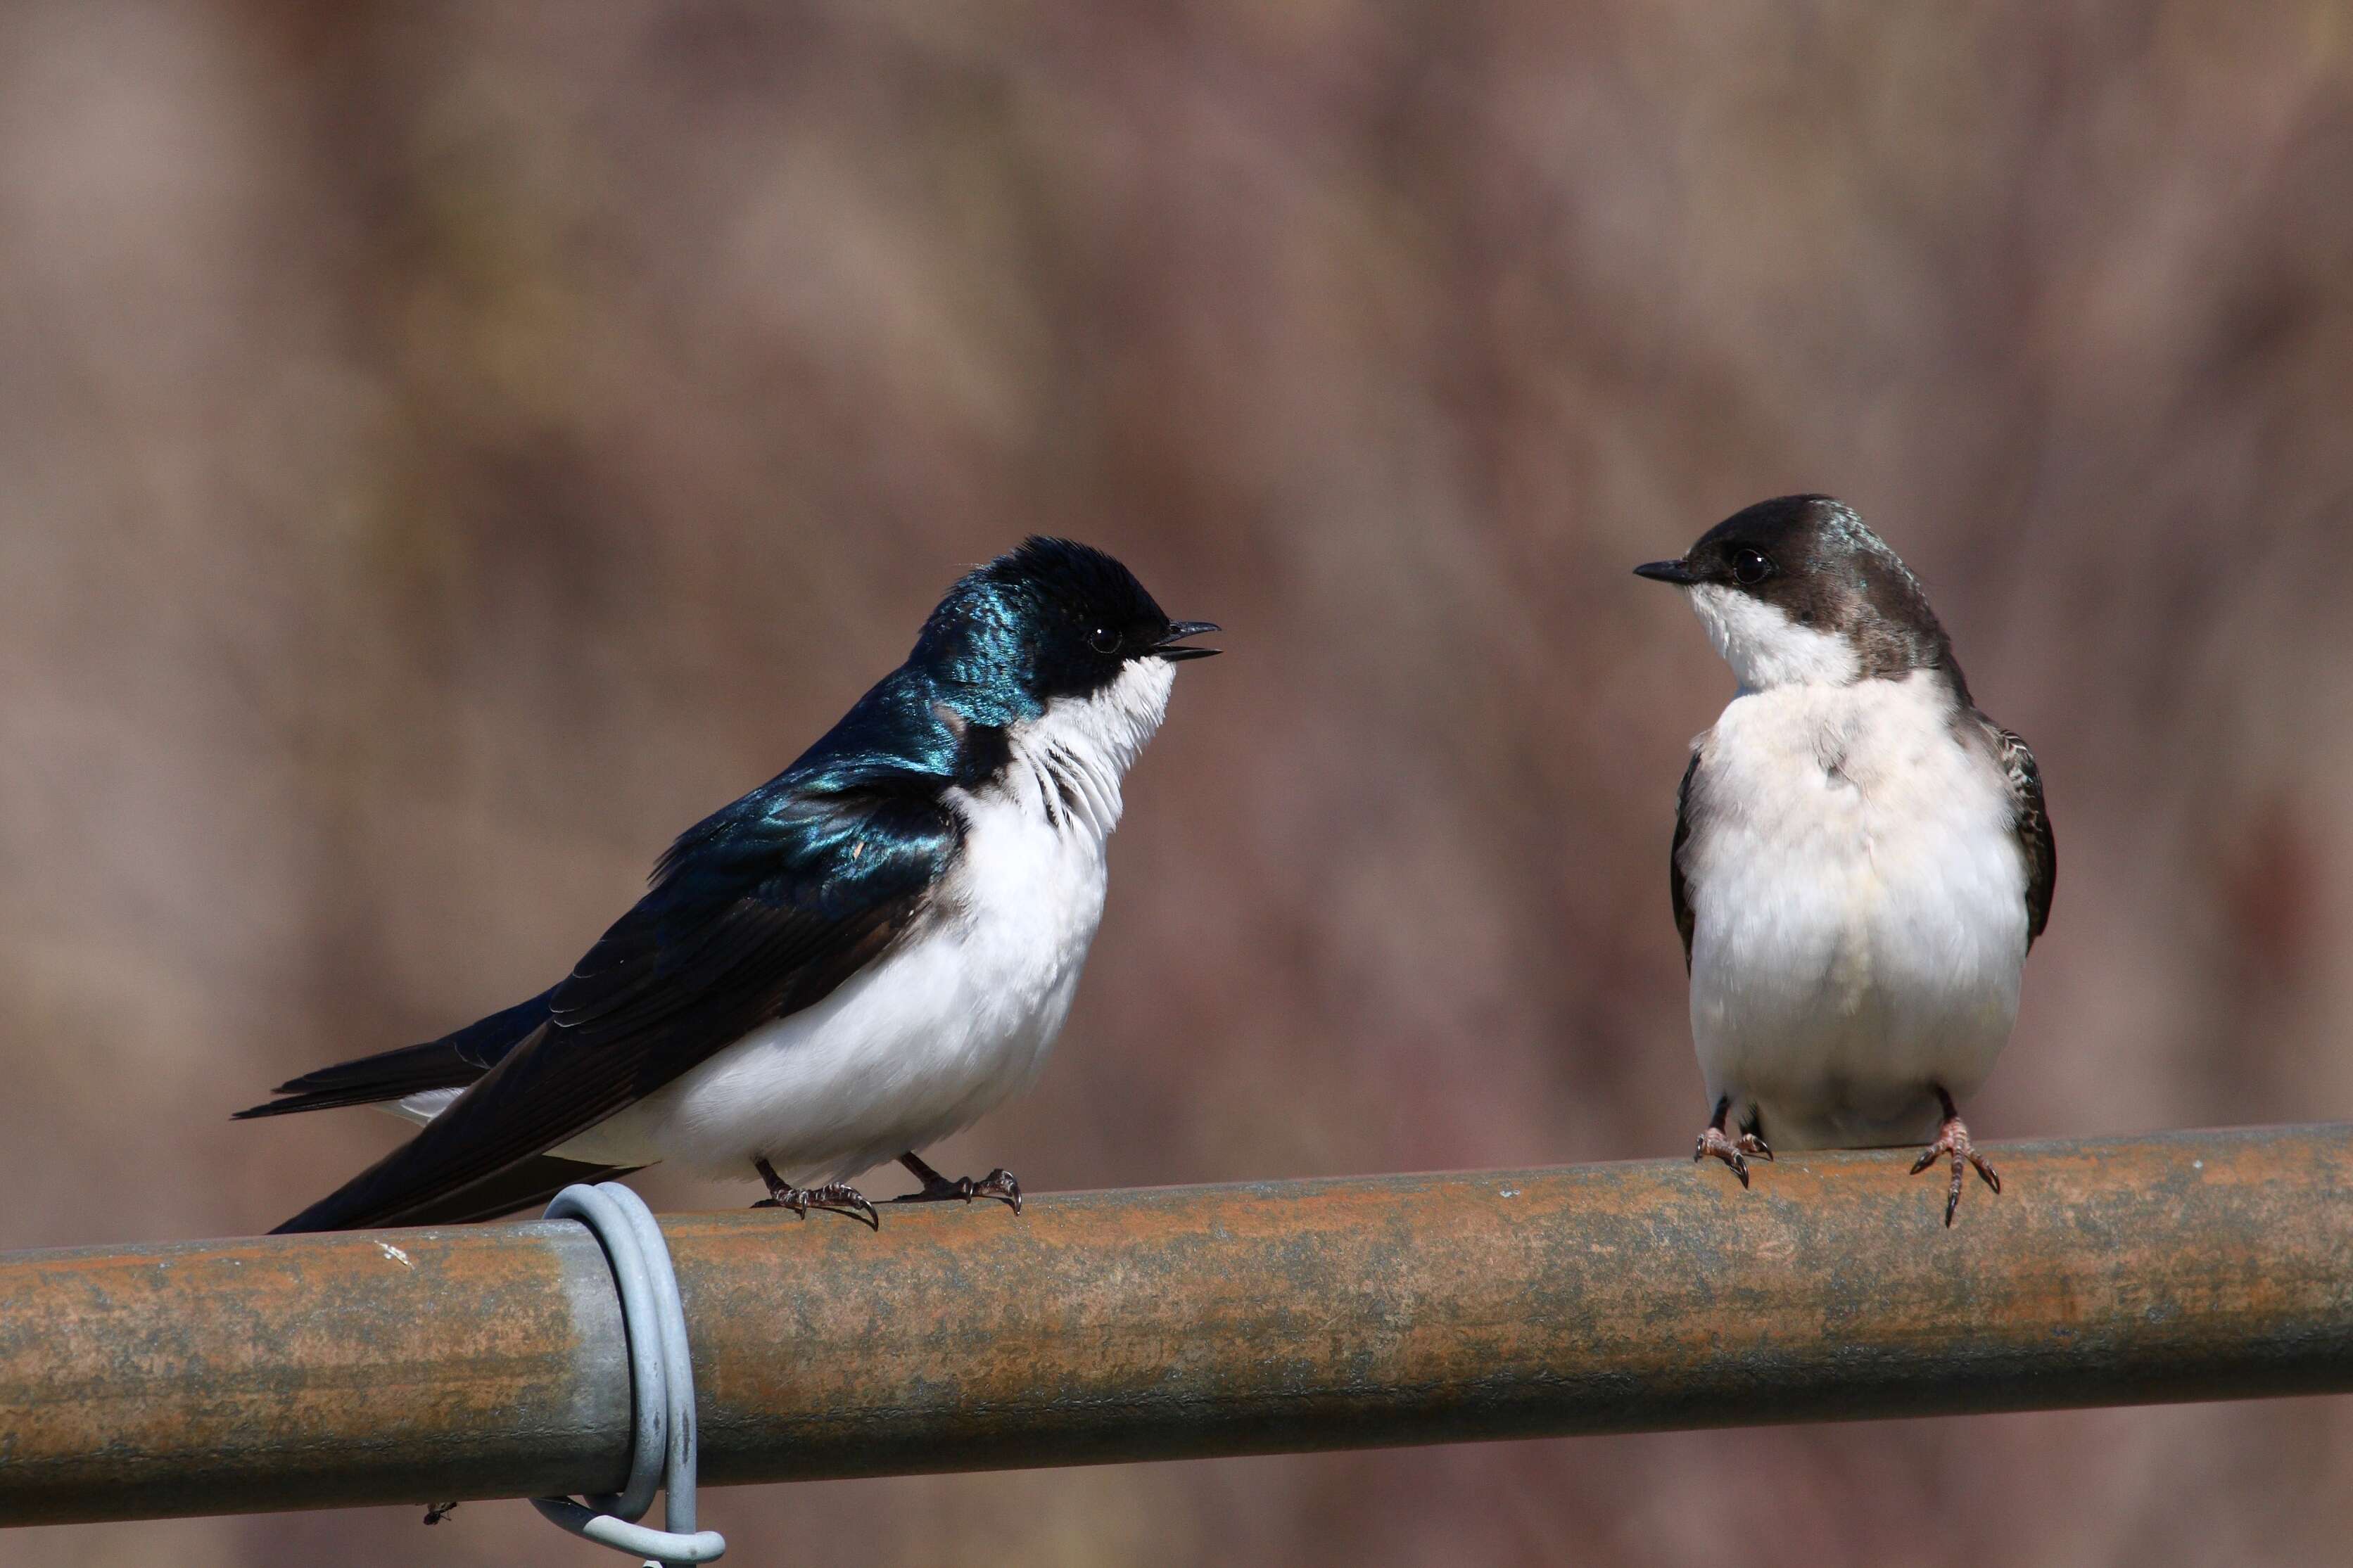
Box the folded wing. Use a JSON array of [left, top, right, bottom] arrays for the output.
[[271, 781, 959, 1232]]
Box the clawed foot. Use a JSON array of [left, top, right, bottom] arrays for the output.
[[751, 1159, 879, 1229], [894, 1150, 1023, 1214], [1694, 1123, 1773, 1187], [1910, 1104, 2000, 1227], [892, 1166, 1022, 1214], [751, 1182, 880, 1229]]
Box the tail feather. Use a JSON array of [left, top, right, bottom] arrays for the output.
[[233, 990, 553, 1120]]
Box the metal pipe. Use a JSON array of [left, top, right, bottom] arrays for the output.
[[6, 1125, 2352, 1526]]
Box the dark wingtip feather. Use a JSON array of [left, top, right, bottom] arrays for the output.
[[270, 1156, 642, 1232], [233, 993, 554, 1123], [234, 1086, 416, 1120]]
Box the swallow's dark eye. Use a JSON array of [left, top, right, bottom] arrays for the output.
[[1731, 547, 1772, 585], [1088, 626, 1121, 654]]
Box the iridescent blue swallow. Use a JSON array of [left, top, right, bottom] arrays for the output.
[[243, 539, 1219, 1232]]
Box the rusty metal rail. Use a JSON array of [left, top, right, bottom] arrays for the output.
[[6, 1124, 2353, 1526]]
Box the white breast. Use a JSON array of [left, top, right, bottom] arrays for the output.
[[1685, 670, 2029, 1147]]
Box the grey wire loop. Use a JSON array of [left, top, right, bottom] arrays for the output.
[[531, 1183, 727, 1567]]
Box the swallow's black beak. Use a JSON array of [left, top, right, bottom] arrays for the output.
[[1634, 559, 1699, 586], [1156, 621, 1222, 661]]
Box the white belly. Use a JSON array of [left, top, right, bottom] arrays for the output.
[[606, 786, 1107, 1182], [395, 779, 1110, 1186], [1686, 673, 2029, 1148]]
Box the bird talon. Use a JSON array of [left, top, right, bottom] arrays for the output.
[[977, 1168, 1023, 1213], [752, 1159, 877, 1228], [1694, 1126, 1752, 1188], [1910, 1106, 1999, 1225], [805, 1184, 880, 1230], [890, 1165, 1023, 1214]]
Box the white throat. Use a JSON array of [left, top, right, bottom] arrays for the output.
[[1686, 583, 1860, 691], [1003, 656, 1175, 841]]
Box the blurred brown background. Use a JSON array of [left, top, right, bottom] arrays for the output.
[[5, 0, 2352, 1563]]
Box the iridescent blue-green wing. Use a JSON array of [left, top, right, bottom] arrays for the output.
[[271, 779, 959, 1232]]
